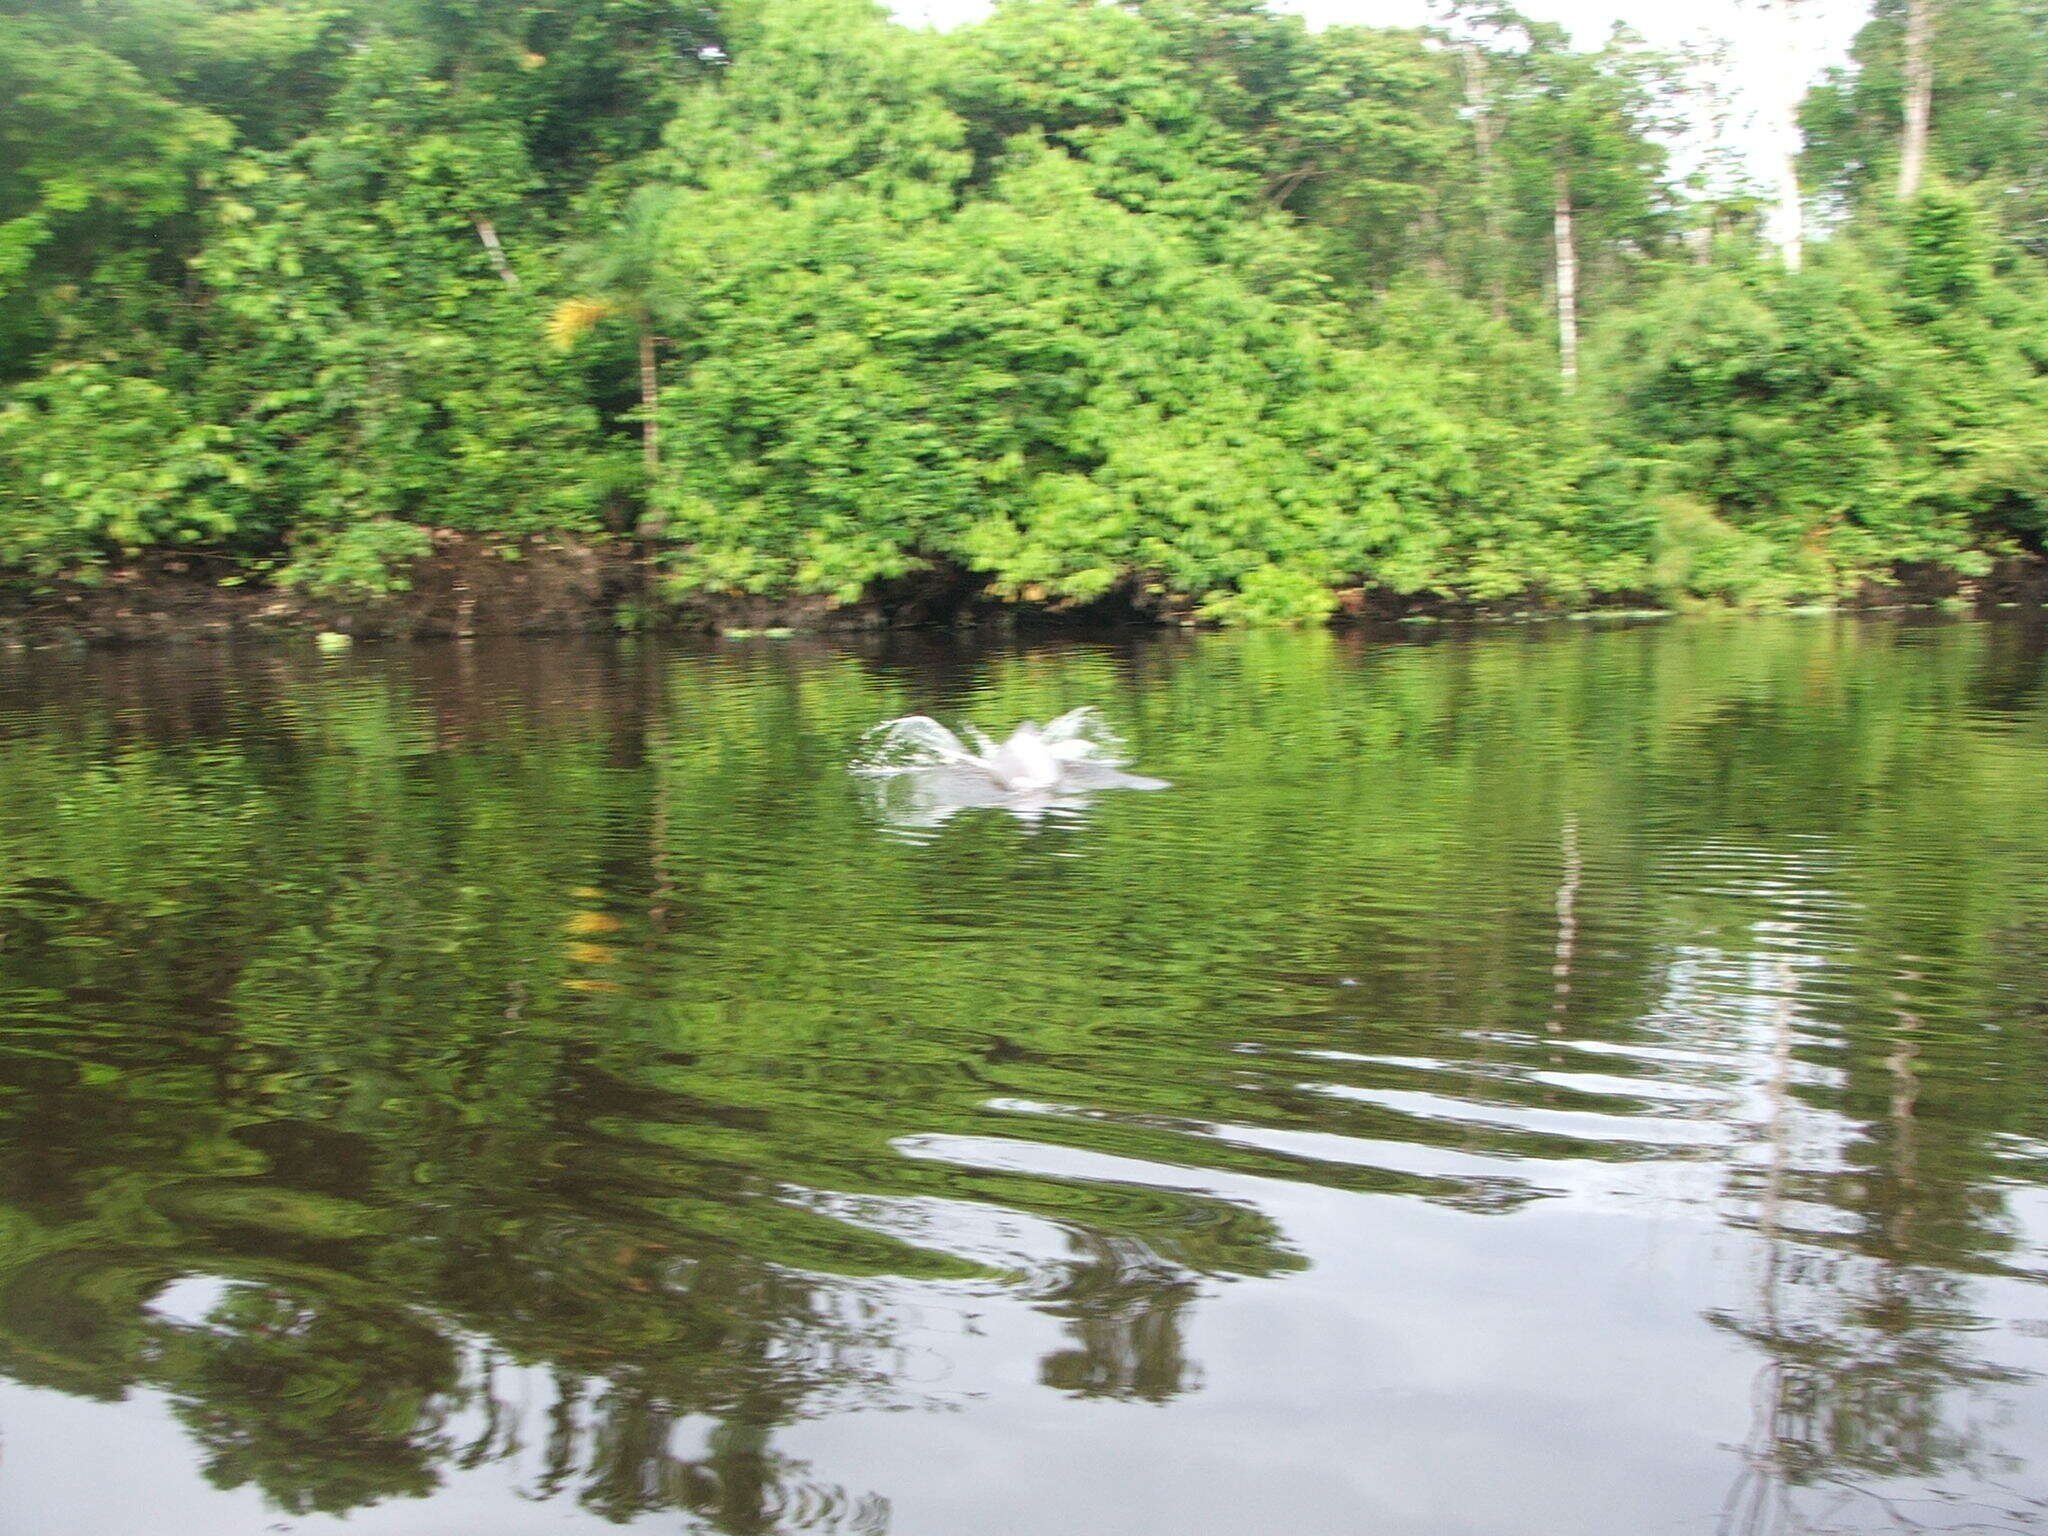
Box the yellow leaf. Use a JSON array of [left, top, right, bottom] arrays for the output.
[[546, 297, 618, 352]]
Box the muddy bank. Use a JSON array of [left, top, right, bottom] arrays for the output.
[[0, 541, 1105, 644], [1, 538, 2042, 646], [0, 539, 1007, 644], [0, 536, 644, 646]]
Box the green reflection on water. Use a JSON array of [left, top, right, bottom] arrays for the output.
[[1, 620, 2046, 1531]]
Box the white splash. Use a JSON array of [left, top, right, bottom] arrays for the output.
[[852, 708, 1167, 830]]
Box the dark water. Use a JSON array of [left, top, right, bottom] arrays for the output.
[[4, 620, 2048, 1536]]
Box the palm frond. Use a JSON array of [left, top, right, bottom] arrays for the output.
[[546, 296, 619, 352]]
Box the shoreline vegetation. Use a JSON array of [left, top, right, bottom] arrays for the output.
[[5, 0, 2048, 635]]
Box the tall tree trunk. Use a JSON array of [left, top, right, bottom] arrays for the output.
[[473, 219, 520, 289], [1757, 0, 1810, 269], [1459, 44, 1508, 321], [637, 324, 664, 537], [637, 326, 660, 479], [1776, 147, 1805, 271], [1899, 0, 1934, 200], [1553, 169, 1579, 392]]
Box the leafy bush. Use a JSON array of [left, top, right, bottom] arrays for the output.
[[0, 365, 252, 577], [635, 8, 1617, 623], [276, 521, 435, 599]]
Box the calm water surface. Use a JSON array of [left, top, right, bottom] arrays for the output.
[[3, 619, 2048, 1535]]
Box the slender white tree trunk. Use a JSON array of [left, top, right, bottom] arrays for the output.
[[1553, 169, 1579, 391], [1748, 0, 1810, 269], [473, 219, 520, 289], [1776, 147, 1805, 271], [1899, 0, 1934, 200]]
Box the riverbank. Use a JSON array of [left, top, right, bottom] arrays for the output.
[[0, 536, 641, 647], [2, 535, 2043, 646]]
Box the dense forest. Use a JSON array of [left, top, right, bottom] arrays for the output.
[[3, 0, 2046, 624]]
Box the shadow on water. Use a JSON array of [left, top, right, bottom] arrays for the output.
[[1, 618, 2047, 1533]]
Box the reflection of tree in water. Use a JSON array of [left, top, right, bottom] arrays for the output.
[[1038, 1232, 1201, 1402], [151, 1290, 459, 1515], [1714, 1258, 2034, 1535], [531, 1368, 893, 1533], [0, 862, 1262, 1528], [3, 624, 2048, 1531], [0, 1074, 1269, 1531], [134, 1279, 903, 1530], [0, 1206, 942, 1527], [1712, 959, 2043, 1535]]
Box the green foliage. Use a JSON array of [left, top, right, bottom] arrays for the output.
[[1598, 191, 2048, 598], [0, 10, 230, 367], [1644, 495, 1803, 606], [277, 521, 436, 598], [1, 0, 2046, 618], [1196, 562, 1339, 624], [1803, 0, 2048, 248], [1489, 18, 1683, 276], [0, 363, 252, 576], [628, 0, 1639, 618], [187, 35, 623, 587]]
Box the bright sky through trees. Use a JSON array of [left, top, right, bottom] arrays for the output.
[[894, 0, 1872, 199]]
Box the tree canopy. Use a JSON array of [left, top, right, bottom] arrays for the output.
[[3, 0, 2046, 621]]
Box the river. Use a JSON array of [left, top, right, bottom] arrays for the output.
[[3, 617, 2046, 1534]]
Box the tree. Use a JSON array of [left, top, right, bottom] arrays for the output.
[[1596, 181, 2048, 598], [1737, 0, 1835, 272], [0, 11, 230, 375], [550, 188, 679, 488], [2, 0, 2045, 618], [1455, 38, 1510, 316], [1803, 0, 2048, 244], [1899, 0, 1936, 198], [192, 30, 617, 590], [1477, 13, 1681, 387]]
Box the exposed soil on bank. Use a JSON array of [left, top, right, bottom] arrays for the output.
[[1, 536, 2042, 647], [0, 536, 643, 646]]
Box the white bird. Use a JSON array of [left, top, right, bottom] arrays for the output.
[[853, 708, 1167, 829]]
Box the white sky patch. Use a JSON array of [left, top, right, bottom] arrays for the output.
[[891, 0, 1874, 216]]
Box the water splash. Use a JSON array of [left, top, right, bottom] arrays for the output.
[[852, 708, 1168, 830]]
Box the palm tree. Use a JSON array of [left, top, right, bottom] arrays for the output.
[[548, 189, 677, 491]]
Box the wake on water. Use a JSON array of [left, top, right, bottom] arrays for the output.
[[851, 708, 1168, 830]]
